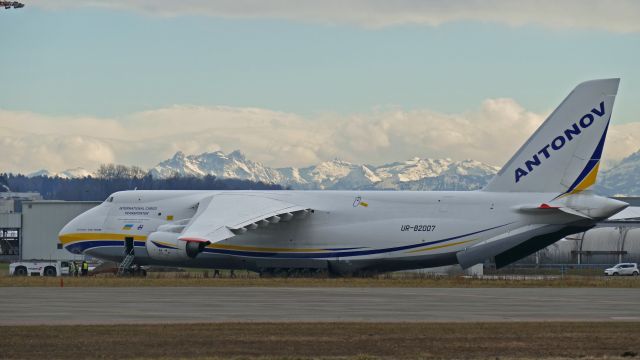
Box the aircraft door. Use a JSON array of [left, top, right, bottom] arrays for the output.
[[125, 236, 135, 256]]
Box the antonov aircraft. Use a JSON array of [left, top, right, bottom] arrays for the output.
[[59, 79, 628, 275]]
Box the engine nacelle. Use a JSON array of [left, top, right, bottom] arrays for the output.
[[146, 231, 210, 261]]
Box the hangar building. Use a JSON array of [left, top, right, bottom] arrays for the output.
[[20, 201, 100, 261], [0, 198, 99, 262], [0, 192, 42, 258]]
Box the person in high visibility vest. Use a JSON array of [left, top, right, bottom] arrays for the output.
[[81, 261, 89, 276]]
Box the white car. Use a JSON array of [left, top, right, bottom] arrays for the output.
[[604, 263, 639, 276]]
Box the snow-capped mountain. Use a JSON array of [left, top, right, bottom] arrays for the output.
[[27, 168, 95, 179], [22, 148, 640, 194], [597, 150, 640, 196], [60, 167, 95, 179], [27, 169, 56, 178], [148, 150, 286, 184], [367, 158, 498, 191], [149, 150, 500, 190]]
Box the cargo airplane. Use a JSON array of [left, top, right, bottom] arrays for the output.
[[59, 79, 628, 275]]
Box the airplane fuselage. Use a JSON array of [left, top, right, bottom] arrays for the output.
[[59, 189, 623, 274]]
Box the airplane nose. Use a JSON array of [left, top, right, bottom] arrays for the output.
[[58, 222, 72, 239], [58, 216, 81, 253], [58, 204, 110, 250], [58, 213, 86, 251]]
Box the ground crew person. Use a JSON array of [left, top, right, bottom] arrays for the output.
[[68, 261, 75, 276], [74, 262, 79, 277], [81, 261, 89, 276]]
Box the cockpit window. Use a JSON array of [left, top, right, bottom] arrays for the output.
[[105, 196, 114, 203]]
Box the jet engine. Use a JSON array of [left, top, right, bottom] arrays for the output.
[[145, 230, 210, 261]]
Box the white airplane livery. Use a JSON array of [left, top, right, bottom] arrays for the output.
[[59, 79, 628, 275]]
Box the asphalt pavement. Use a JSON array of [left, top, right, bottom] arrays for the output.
[[1, 287, 639, 325]]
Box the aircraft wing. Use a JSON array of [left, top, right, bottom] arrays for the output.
[[178, 194, 311, 244]]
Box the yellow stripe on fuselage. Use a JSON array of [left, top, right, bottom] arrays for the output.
[[406, 239, 474, 254], [60, 233, 468, 255], [58, 233, 147, 245]]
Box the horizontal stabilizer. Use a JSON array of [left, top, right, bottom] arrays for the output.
[[514, 203, 592, 219]]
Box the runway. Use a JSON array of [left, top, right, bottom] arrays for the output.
[[1, 287, 639, 325]]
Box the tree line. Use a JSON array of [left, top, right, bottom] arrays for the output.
[[0, 164, 282, 201]]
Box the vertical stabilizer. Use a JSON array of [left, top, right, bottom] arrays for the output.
[[484, 79, 619, 195]]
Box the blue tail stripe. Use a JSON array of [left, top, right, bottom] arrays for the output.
[[563, 119, 609, 195]]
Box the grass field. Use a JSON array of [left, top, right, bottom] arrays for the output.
[[1, 322, 638, 359], [1, 271, 639, 287]]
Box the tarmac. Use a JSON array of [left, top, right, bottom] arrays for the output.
[[1, 287, 639, 325]]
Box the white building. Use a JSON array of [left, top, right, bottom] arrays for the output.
[[19, 201, 100, 261]]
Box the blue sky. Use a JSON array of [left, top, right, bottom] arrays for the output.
[[2, 6, 639, 120], [1, 1, 639, 173]]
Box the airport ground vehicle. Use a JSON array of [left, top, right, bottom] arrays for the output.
[[9, 260, 71, 276], [604, 263, 639, 276]]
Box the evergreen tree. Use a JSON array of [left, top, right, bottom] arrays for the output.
[[5, 164, 282, 201]]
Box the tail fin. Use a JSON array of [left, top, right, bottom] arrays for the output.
[[484, 78, 619, 195]]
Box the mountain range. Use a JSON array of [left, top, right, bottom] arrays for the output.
[[25, 149, 640, 195], [147, 150, 499, 191], [26, 167, 96, 179], [595, 151, 640, 196]]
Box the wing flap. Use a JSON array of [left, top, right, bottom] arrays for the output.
[[178, 194, 311, 244]]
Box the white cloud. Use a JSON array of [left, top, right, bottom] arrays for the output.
[[1, 100, 638, 174], [604, 122, 640, 167], [28, 0, 640, 33], [0, 130, 116, 173]]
